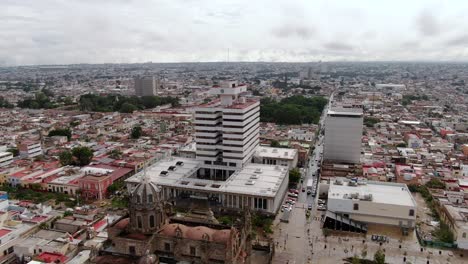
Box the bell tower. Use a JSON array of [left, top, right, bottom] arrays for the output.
[[129, 173, 165, 234]]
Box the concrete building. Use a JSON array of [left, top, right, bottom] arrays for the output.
[[126, 158, 289, 215], [127, 81, 294, 215], [324, 107, 363, 164], [253, 146, 298, 169], [134, 76, 159, 96], [439, 203, 468, 250], [194, 81, 259, 168], [325, 178, 417, 231], [18, 141, 42, 158], [0, 152, 13, 168], [287, 128, 315, 141]]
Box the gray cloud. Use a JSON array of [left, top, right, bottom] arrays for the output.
[[272, 25, 316, 40], [445, 34, 468, 46], [323, 42, 355, 51], [416, 10, 440, 36], [1, 0, 468, 65]]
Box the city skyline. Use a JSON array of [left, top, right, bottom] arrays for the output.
[[3, 0, 468, 66]]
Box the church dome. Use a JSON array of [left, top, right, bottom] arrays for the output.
[[131, 176, 161, 205]]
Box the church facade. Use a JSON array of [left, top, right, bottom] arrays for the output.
[[102, 176, 252, 264]]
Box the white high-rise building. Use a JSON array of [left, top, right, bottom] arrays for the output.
[[324, 107, 363, 164], [194, 81, 260, 168]]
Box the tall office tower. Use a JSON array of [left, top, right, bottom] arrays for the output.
[[134, 76, 159, 96], [194, 81, 260, 168], [324, 107, 363, 164]]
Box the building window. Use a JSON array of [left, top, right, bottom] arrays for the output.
[[129, 246, 136, 255], [148, 194, 153, 203], [463, 232, 466, 239], [353, 203, 359, 210], [190, 246, 196, 256], [149, 215, 155, 228], [409, 209, 415, 216], [137, 216, 142, 229], [164, 243, 171, 251]]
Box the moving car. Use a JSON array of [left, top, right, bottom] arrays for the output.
[[307, 204, 313, 210]]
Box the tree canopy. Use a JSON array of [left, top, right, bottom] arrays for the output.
[[373, 249, 385, 264], [131, 126, 143, 139], [17, 91, 58, 109], [289, 168, 301, 184], [79, 94, 179, 113], [48, 128, 72, 140], [260, 96, 327, 125], [59, 146, 94, 166], [0, 97, 14, 108]]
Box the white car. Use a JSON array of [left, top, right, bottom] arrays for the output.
[[317, 205, 326, 211]]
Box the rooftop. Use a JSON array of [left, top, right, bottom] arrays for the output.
[[255, 146, 297, 160], [329, 179, 416, 207], [126, 157, 288, 197]]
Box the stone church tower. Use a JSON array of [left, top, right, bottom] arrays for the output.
[[129, 175, 166, 234]]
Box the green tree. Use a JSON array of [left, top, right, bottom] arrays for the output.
[[432, 221, 455, 243], [108, 149, 123, 159], [131, 126, 143, 139], [425, 178, 446, 189], [270, 140, 280, 148], [63, 211, 73, 217], [7, 148, 19, 157], [374, 249, 385, 264], [48, 128, 72, 140], [289, 168, 301, 184], [351, 255, 361, 264], [72, 146, 94, 166], [63, 96, 74, 105], [120, 102, 138, 113], [0, 96, 14, 108], [59, 151, 73, 166]]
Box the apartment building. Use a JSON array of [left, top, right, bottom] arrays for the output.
[[134, 76, 159, 96], [324, 107, 363, 164], [18, 141, 43, 158], [0, 152, 13, 168]]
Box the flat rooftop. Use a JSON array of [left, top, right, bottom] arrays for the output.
[[255, 146, 297, 160], [126, 158, 288, 197], [329, 179, 416, 207]]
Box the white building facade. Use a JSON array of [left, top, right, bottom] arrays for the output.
[[194, 81, 260, 168], [0, 152, 13, 168], [327, 179, 417, 228]]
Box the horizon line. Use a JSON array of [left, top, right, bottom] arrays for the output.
[[4, 59, 468, 68]]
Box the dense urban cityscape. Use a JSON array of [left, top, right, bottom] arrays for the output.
[[2, 1, 468, 264], [0, 61, 466, 264]]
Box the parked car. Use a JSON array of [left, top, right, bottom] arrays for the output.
[[302, 188, 305, 192], [288, 193, 298, 198], [317, 205, 326, 211], [317, 199, 325, 205]]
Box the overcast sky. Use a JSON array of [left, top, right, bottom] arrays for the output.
[[2, 0, 468, 66]]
